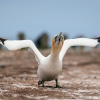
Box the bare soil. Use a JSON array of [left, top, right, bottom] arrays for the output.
[[0, 49, 100, 100]]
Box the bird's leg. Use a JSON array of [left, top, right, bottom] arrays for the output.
[[38, 80, 45, 87], [42, 80, 45, 87], [55, 79, 60, 88]]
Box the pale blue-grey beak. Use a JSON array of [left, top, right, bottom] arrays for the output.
[[56, 32, 62, 44]]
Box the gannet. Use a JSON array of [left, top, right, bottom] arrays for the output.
[[0, 33, 100, 88]]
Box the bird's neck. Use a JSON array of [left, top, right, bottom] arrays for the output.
[[50, 48, 60, 60]]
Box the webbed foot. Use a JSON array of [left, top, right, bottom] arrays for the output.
[[38, 80, 45, 87]]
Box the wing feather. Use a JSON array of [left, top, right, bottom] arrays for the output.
[[0, 39, 44, 63], [60, 38, 99, 60]]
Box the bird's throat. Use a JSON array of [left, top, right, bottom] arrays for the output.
[[51, 47, 61, 59]]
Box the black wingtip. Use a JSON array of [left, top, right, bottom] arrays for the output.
[[94, 37, 100, 43], [0, 37, 7, 44]]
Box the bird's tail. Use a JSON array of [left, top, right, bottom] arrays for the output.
[[0, 37, 7, 45]]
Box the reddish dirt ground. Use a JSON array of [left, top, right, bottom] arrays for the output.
[[0, 49, 100, 100]]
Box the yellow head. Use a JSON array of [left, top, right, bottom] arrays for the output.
[[52, 32, 64, 54]]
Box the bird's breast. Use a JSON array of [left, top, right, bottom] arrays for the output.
[[37, 58, 62, 81]]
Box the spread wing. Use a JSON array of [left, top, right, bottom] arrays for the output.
[[0, 38, 44, 63], [59, 37, 100, 60]]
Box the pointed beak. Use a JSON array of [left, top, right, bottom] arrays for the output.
[[58, 32, 62, 39], [54, 32, 63, 44], [58, 32, 62, 43], [56, 32, 62, 44]]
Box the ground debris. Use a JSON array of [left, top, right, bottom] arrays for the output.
[[0, 50, 100, 99]]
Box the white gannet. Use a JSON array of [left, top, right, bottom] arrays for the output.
[[0, 32, 100, 88]]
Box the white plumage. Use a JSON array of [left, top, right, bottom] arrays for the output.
[[0, 33, 99, 87], [60, 38, 98, 60]]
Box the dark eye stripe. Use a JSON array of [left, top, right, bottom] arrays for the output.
[[55, 36, 57, 41]]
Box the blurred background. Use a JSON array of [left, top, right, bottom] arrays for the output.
[[0, 1, 100, 99], [0, 0, 100, 49]]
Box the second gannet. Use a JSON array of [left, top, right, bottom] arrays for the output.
[[0, 33, 100, 88]]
